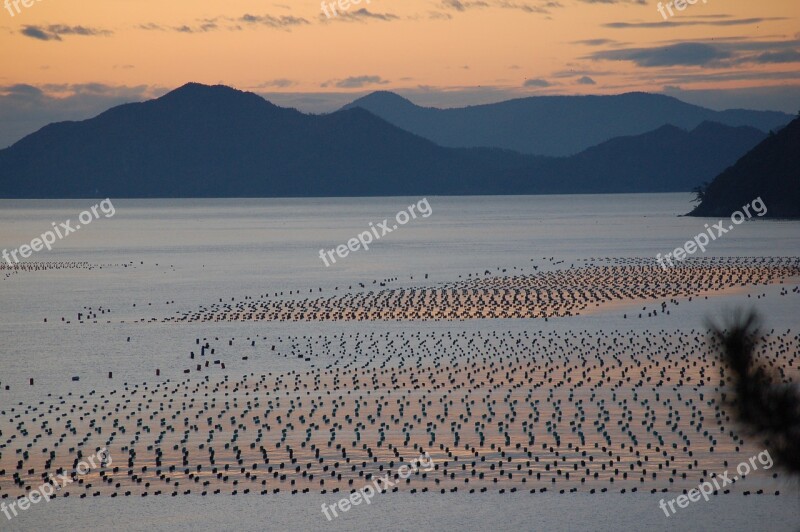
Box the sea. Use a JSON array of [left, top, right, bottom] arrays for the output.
[[1, 193, 798, 531]]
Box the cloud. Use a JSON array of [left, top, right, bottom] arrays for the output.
[[1, 84, 45, 98], [750, 50, 800, 64], [47, 25, 113, 37], [438, 0, 559, 13], [20, 25, 112, 41], [172, 20, 219, 33], [256, 79, 296, 89], [552, 68, 614, 78], [20, 26, 55, 41], [334, 76, 390, 88], [440, 0, 490, 11], [576, 76, 596, 85], [239, 14, 310, 28], [497, 1, 562, 14], [588, 38, 800, 68], [139, 14, 309, 33], [322, 8, 400, 23], [589, 42, 731, 67], [636, 68, 800, 86], [139, 19, 220, 33], [523, 78, 551, 87], [605, 17, 786, 29], [572, 39, 617, 46], [576, 0, 645, 4], [428, 11, 453, 19]]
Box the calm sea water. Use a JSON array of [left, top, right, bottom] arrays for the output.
[[1, 194, 799, 531]]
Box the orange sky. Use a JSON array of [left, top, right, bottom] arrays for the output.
[[0, 0, 798, 146], [2, 0, 797, 90]]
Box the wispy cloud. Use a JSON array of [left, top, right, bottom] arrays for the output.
[[572, 38, 618, 46], [330, 75, 390, 88], [173, 20, 220, 33], [605, 17, 786, 29], [20, 25, 113, 41], [137, 23, 164, 31], [751, 50, 800, 64], [137, 14, 309, 34], [576, 0, 645, 4], [440, 0, 490, 11], [552, 68, 614, 78], [588, 39, 800, 67], [427, 10, 453, 19], [239, 14, 310, 29], [498, 1, 562, 14], [321, 8, 400, 23], [255, 79, 297, 89], [438, 0, 559, 14], [523, 78, 551, 87], [589, 42, 731, 67]]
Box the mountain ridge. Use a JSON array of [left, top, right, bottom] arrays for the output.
[[689, 116, 800, 218], [0, 83, 771, 198], [342, 91, 791, 156]]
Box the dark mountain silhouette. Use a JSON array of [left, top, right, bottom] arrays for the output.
[[0, 83, 532, 198], [0, 83, 769, 198], [689, 116, 800, 218], [342, 91, 790, 156], [501, 121, 766, 194]]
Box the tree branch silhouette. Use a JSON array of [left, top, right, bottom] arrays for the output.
[[710, 310, 800, 476]]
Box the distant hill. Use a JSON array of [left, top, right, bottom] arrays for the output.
[[689, 116, 800, 218], [504, 121, 766, 194], [342, 91, 790, 156], [0, 83, 769, 198], [0, 83, 532, 198]]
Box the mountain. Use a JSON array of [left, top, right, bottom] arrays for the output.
[[0, 83, 532, 198], [689, 116, 800, 218], [342, 91, 791, 157], [502, 121, 766, 194], [0, 83, 769, 198]]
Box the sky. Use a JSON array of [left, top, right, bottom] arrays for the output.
[[0, 0, 798, 147]]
